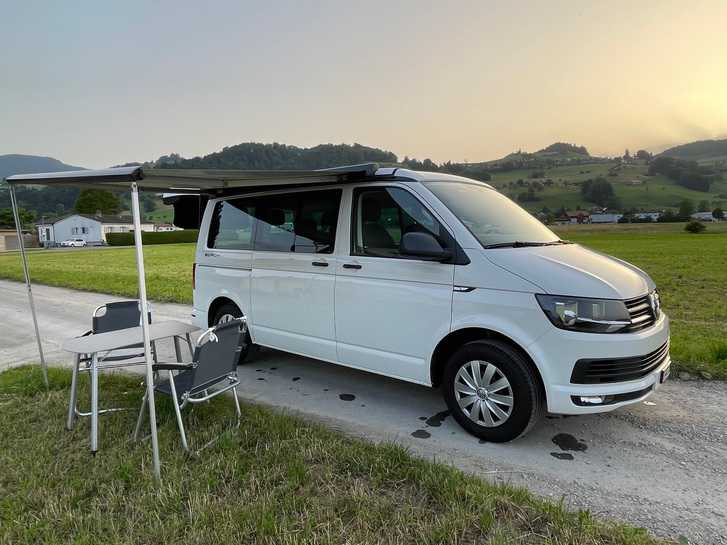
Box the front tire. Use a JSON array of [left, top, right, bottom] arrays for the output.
[[443, 340, 543, 442], [212, 303, 256, 364]]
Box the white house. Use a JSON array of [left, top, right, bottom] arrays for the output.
[[591, 213, 623, 223], [36, 214, 155, 246]]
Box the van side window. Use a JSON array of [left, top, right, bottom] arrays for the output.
[[353, 187, 447, 258], [207, 199, 256, 250], [250, 190, 341, 253], [294, 190, 341, 254], [250, 194, 297, 252]]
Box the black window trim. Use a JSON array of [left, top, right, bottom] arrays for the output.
[[206, 188, 343, 254], [292, 188, 342, 255], [349, 184, 469, 265], [205, 197, 258, 252]]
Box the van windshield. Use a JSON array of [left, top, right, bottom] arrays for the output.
[[423, 181, 561, 248]]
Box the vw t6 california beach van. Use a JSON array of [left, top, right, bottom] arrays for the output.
[[189, 166, 669, 441]]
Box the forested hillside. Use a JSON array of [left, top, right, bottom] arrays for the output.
[[659, 138, 727, 163], [159, 142, 398, 170]]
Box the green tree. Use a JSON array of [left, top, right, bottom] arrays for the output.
[[0, 207, 35, 228], [581, 177, 616, 207], [635, 149, 652, 161], [698, 200, 710, 212], [75, 189, 120, 215], [678, 199, 695, 219]]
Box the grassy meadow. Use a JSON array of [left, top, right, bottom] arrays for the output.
[[0, 244, 195, 303], [0, 223, 725, 379], [0, 366, 668, 545]]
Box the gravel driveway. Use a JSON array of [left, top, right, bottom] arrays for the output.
[[1, 279, 725, 544]]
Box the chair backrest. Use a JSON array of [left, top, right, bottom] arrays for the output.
[[187, 319, 243, 394], [93, 301, 152, 334]]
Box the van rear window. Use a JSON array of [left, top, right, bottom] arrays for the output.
[[207, 199, 255, 250]]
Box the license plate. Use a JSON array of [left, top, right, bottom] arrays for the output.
[[660, 365, 671, 384]]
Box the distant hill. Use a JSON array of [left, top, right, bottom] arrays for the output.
[[0, 154, 84, 181], [537, 142, 590, 156], [157, 142, 398, 170], [658, 139, 727, 163], [465, 142, 604, 173], [0, 155, 86, 220]]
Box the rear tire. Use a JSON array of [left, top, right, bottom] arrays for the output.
[[212, 303, 256, 364], [443, 340, 543, 442]]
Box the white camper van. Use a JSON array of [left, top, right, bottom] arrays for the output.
[[190, 166, 669, 441]]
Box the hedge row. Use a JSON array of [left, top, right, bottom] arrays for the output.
[[107, 230, 199, 246]]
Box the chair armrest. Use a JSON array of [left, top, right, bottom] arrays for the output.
[[152, 362, 196, 371]]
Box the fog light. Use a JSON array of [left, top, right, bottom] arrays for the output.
[[579, 396, 604, 405]]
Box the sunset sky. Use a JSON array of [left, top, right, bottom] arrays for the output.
[[2, 0, 726, 168]]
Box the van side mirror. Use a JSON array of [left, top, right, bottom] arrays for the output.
[[400, 232, 452, 262]]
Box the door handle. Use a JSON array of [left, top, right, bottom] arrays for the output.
[[342, 263, 362, 270], [311, 261, 329, 267], [204, 252, 221, 257]]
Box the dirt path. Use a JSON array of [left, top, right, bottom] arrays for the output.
[[1, 279, 725, 544]]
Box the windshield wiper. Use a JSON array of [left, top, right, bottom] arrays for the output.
[[483, 239, 572, 249]]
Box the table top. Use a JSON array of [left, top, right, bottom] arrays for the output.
[[63, 320, 200, 354]]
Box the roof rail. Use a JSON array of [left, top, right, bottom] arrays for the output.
[[315, 163, 379, 178]]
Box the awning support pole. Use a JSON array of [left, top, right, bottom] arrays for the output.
[[130, 182, 161, 481], [8, 184, 48, 388]]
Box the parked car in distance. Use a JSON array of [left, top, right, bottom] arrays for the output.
[[60, 238, 87, 247], [191, 166, 670, 442]]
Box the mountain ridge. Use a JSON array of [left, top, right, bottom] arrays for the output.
[[0, 154, 84, 181], [658, 138, 727, 162]]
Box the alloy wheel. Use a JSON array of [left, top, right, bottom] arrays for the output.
[[454, 360, 514, 427]]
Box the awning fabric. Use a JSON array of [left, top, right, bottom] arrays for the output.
[[5, 163, 379, 194]]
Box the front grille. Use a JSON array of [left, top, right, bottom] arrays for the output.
[[623, 294, 656, 332], [571, 340, 669, 384]]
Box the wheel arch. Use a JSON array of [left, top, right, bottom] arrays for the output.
[[207, 296, 244, 327], [430, 327, 546, 400]]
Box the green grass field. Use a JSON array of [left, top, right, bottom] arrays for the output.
[[0, 223, 725, 378], [0, 366, 667, 545]]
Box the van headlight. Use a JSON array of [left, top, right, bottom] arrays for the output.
[[535, 294, 631, 333]]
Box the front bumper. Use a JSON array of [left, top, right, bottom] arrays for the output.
[[529, 312, 670, 414]]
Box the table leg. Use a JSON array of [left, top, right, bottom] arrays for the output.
[[90, 353, 99, 454], [66, 353, 80, 431]]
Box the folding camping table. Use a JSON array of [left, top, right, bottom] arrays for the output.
[[63, 320, 199, 453]]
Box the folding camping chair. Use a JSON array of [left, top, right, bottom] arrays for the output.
[[133, 318, 245, 453], [66, 301, 159, 431]]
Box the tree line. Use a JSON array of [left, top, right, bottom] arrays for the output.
[[647, 156, 719, 192]]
